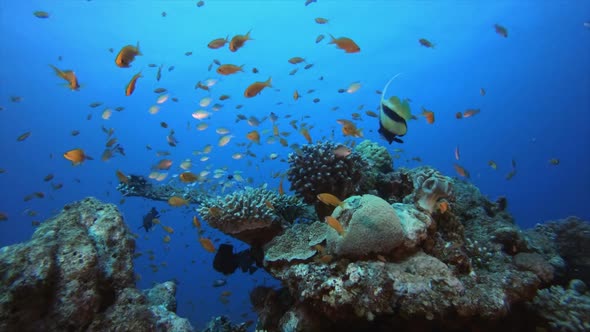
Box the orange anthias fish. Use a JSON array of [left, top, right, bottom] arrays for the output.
[[116, 170, 129, 183], [125, 72, 142, 96], [278, 179, 284, 195], [453, 163, 470, 178], [199, 237, 216, 253], [325, 216, 345, 236], [328, 34, 360, 53], [168, 196, 189, 207], [246, 130, 261, 144], [317, 193, 343, 207], [208, 36, 229, 49], [49, 65, 80, 90], [244, 77, 272, 98], [421, 107, 435, 124], [115, 42, 142, 67], [336, 119, 363, 137], [192, 215, 202, 229], [179, 172, 199, 183], [63, 148, 88, 166], [217, 64, 244, 75], [299, 127, 312, 143], [229, 30, 252, 52]]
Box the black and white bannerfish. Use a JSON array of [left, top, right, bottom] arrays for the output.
[[378, 73, 413, 144]]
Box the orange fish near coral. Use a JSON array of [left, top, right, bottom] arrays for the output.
[[453, 163, 470, 178], [63, 148, 88, 166], [336, 119, 363, 137], [192, 216, 202, 229], [116, 170, 129, 183], [299, 127, 312, 143], [125, 72, 142, 96], [168, 196, 189, 207], [115, 42, 141, 67], [179, 172, 199, 183], [49, 65, 80, 91], [325, 216, 345, 236], [199, 237, 216, 252], [229, 30, 252, 52], [244, 77, 272, 98], [328, 34, 360, 53], [317, 193, 343, 207]]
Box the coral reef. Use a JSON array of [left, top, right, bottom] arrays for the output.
[[264, 222, 329, 263], [98, 139, 590, 332], [528, 279, 590, 332], [326, 195, 404, 258], [402, 166, 454, 214], [525, 216, 590, 285], [287, 141, 367, 204], [198, 185, 308, 246], [0, 197, 193, 331], [201, 315, 252, 332], [258, 167, 564, 331], [353, 140, 393, 174], [353, 140, 394, 193]]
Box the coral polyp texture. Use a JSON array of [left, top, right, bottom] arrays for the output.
[[326, 194, 405, 258], [198, 185, 307, 246], [287, 141, 367, 204], [403, 166, 454, 213]]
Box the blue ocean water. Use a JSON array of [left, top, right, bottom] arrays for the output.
[[0, 1, 588, 329]]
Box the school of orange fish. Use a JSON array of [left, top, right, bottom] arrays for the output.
[[1, 3, 563, 300]]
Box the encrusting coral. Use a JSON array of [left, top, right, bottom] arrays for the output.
[[198, 185, 308, 246]]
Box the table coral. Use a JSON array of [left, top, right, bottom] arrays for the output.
[[198, 185, 307, 246]]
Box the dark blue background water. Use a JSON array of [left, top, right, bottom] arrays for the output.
[[1, 1, 589, 329]]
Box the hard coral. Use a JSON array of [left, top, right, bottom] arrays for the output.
[[287, 141, 367, 204], [264, 222, 329, 263], [354, 140, 393, 173], [198, 185, 306, 246], [403, 166, 453, 214], [327, 195, 404, 258]]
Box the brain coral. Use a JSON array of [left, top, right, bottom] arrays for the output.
[[198, 185, 306, 246], [287, 141, 367, 204], [326, 194, 404, 257]]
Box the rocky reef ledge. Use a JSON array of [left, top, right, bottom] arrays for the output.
[[0, 197, 193, 332]]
